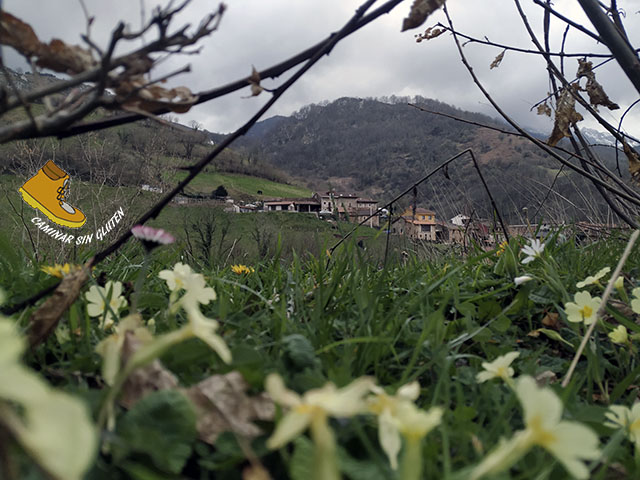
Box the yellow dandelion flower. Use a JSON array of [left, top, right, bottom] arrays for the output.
[[231, 264, 254, 275], [41, 263, 80, 278]]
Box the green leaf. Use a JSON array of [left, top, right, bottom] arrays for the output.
[[533, 328, 574, 348], [283, 334, 318, 371], [491, 314, 511, 333], [338, 447, 388, 480], [115, 390, 197, 474], [456, 302, 477, 318], [289, 437, 314, 480]]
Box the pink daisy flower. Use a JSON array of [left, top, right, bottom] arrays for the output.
[[131, 224, 175, 251]]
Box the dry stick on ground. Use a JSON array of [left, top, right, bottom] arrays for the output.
[[441, 5, 640, 220], [561, 229, 640, 388], [6, 0, 387, 326]]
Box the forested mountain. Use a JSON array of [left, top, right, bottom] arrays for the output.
[[228, 96, 628, 224]]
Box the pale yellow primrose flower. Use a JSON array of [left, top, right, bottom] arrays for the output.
[[614, 276, 624, 290], [609, 325, 629, 345], [576, 267, 610, 288], [181, 299, 231, 364], [158, 263, 229, 363], [158, 262, 195, 291], [85, 280, 127, 329], [0, 318, 97, 480], [471, 376, 600, 480], [180, 270, 217, 305], [368, 382, 442, 469], [631, 287, 640, 315], [564, 291, 601, 325], [265, 373, 374, 449], [605, 404, 640, 450], [476, 351, 520, 383], [95, 315, 153, 385]]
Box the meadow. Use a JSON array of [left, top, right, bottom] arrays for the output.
[[3, 223, 640, 480]]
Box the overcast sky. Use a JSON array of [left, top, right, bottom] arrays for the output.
[[3, 0, 640, 138]]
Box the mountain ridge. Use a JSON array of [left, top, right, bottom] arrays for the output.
[[221, 96, 625, 223]]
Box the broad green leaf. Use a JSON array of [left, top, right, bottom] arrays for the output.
[[116, 390, 197, 474]]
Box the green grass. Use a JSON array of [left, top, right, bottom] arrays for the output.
[[3, 188, 640, 479], [174, 170, 312, 199]]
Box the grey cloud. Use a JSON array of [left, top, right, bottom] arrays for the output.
[[2, 0, 638, 137]]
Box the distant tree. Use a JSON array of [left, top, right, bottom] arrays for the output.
[[212, 184, 228, 198]]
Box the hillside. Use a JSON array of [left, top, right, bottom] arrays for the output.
[[229, 96, 625, 223], [0, 68, 300, 200]]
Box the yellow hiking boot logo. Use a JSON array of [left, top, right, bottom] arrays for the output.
[[19, 160, 86, 228]]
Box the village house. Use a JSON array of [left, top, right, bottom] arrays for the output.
[[261, 192, 380, 226], [392, 207, 437, 241], [262, 198, 321, 213], [313, 192, 380, 227]]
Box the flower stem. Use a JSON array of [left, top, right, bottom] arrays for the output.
[[131, 252, 152, 313], [400, 436, 423, 480], [310, 414, 340, 480]]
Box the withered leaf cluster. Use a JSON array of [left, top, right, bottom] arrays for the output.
[[119, 334, 274, 444], [0, 12, 97, 74], [402, 0, 448, 32], [576, 59, 620, 111], [184, 371, 275, 444], [547, 85, 584, 147], [114, 76, 199, 115], [536, 102, 552, 117]]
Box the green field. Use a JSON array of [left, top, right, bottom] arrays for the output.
[[174, 170, 312, 199]]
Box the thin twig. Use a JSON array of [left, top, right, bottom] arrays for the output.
[[561, 229, 640, 388]]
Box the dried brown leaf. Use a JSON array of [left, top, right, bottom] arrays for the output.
[[541, 311, 562, 330], [183, 371, 275, 444], [117, 75, 199, 114], [118, 330, 179, 409], [36, 39, 96, 75], [415, 26, 445, 42], [536, 102, 552, 117], [243, 465, 272, 480], [0, 12, 96, 75], [28, 264, 90, 347], [547, 86, 583, 147], [402, 0, 447, 32], [247, 66, 263, 97], [576, 59, 619, 111], [0, 11, 40, 56], [534, 370, 557, 387], [489, 50, 505, 70], [623, 141, 640, 184]]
